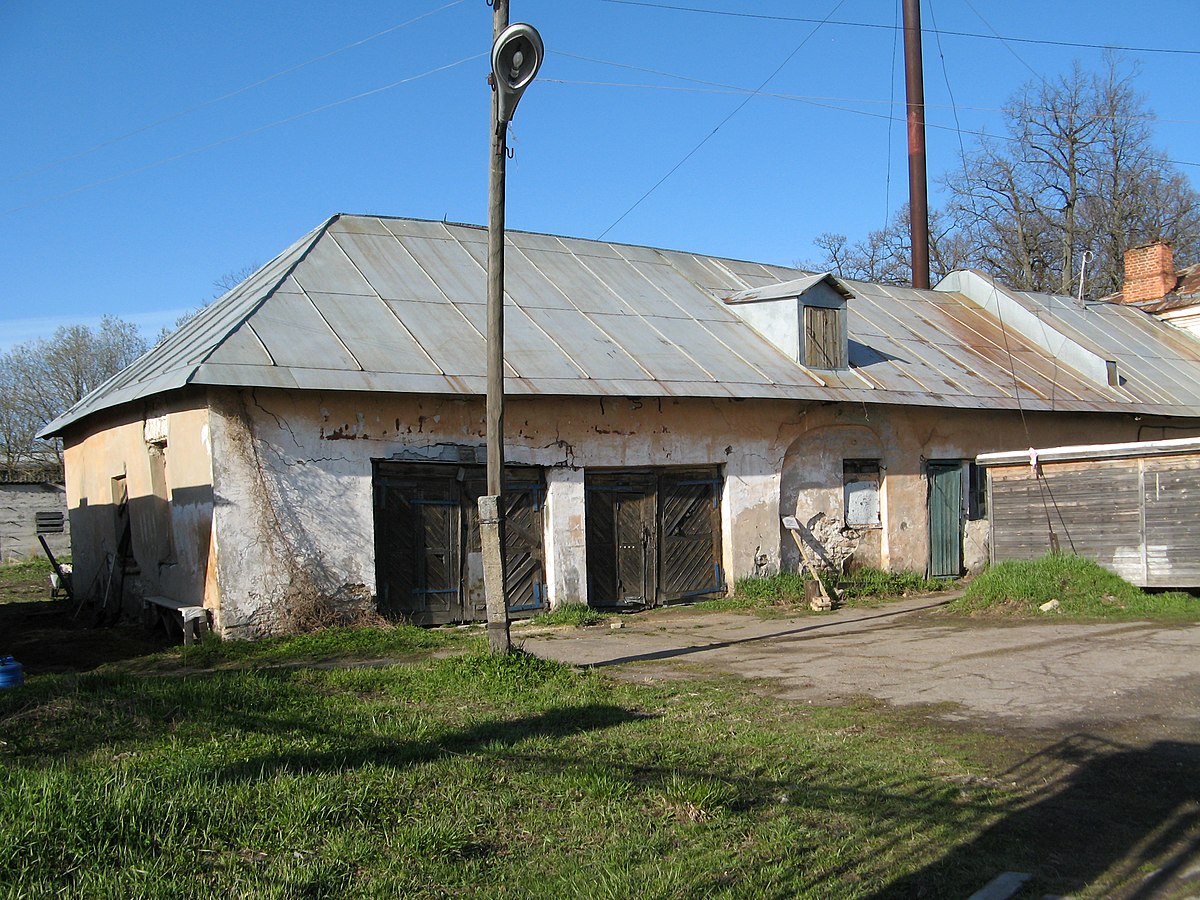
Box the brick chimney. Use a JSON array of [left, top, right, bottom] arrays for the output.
[[1123, 241, 1176, 303]]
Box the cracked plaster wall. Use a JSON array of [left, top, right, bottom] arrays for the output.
[[206, 388, 792, 627], [118, 385, 1171, 636]]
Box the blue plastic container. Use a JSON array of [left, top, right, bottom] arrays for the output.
[[0, 656, 24, 689]]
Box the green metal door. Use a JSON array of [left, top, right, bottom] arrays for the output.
[[927, 461, 963, 578]]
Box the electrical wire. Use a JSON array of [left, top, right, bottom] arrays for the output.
[[2, 0, 467, 187], [596, 0, 849, 240], [538, 75, 1200, 169], [882, 0, 900, 233], [1, 53, 485, 218], [598, 0, 1200, 57]]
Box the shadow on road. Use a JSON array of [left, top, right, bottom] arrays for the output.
[[874, 734, 1200, 898], [585, 598, 954, 668]]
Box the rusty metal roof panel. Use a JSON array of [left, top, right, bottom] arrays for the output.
[[41, 213, 1200, 438], [329, 231, 444, 303], [395, 234, 486, 303], [452, 301, 586, 380], [382, 298, 486, 377], [305, 292, 441, 376]]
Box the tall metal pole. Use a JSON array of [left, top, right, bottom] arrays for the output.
[[903, 0, 931, 290], [481, 0, 512, 653]]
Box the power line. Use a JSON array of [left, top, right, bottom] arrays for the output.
[[2, 0, 468, 187], [2, 53, 485, 218], [542, 63, 1200, 170], [597, 0, 849, 239], [598, 0, 1200, 56]]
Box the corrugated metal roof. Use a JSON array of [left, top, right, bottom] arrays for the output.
[[41, 214, 1200, 437]]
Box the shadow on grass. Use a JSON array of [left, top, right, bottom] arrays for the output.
[[206, 703, 650, 783], [870, 735, 1200, 899], [0, 597, 169, 674]]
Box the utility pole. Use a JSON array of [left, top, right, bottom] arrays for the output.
[[480, 2, 543, 653], [903, 0, 931, 290]]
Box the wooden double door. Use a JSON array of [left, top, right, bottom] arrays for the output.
[[585, 468, 724, 609], [373, 463, 546, 625]]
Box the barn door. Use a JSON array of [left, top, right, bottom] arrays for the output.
[[927, 461, 964, 578], [585, 474, 656, 608], [501, 480, 547, 613], [463, 470, 547, 616], [374, 473, 463, 625], [659, 471, 723, 601]]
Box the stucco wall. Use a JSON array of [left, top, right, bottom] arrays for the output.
[[206, 388, 792, 635], [0, 483, 70, 561], [202, 386, 1188, 636], [61, 393, 214, 616]]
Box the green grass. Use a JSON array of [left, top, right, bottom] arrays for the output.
[[0, 639, 1030, 899], [947, 553, 1200, 620], [527, 603, 606, 628], [700, 568, 945, 615], [0, 557, 55, 601]]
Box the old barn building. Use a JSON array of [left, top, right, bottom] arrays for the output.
[[41, 214, 1200, 637]]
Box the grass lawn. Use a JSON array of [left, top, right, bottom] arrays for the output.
[[0, 618, 1027, 900], [698, 568, 948, 617], [4, 557, 1196, 898], [945, 553, 1200, 621]]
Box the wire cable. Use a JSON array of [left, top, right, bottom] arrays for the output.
[[882, 0, 900, 233], [598, 0, 847, 240], [2, 0, 467, 187], [598, 0, 1200, 57], [2, 53, 485, 218]]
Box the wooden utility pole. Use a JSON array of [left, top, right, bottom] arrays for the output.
[[903, 0, 931, 289], [481, 0, 512, 653]]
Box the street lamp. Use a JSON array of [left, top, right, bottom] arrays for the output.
[[480, 5, 543, 654]]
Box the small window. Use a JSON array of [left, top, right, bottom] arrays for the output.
[[804, 305, 846, 369], [843, 459, 881, 527], [35, 511, 65, 534], [967, 462, 988, 520]]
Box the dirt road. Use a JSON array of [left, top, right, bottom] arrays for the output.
[[521, 595, 1200, 739]]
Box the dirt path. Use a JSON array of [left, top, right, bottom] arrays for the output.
[[521, 596, 1200, 740]]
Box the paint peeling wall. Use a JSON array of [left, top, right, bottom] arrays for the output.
[[205, 388, 792, 633], [198, 385, 1182, 635], [60, 392, 214, 617]]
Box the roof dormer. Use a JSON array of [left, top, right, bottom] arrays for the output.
[[723, 272, 853, 370]]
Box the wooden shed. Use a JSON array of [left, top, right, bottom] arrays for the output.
[[977, 437, 1200, 588]]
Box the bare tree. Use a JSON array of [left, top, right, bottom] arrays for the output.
[[0, 316, 148, 467], [948, 58, 1200, 296], [803, 206, 972, 286], [161, 264, 259, 341], [817, 59, 1200, 297]]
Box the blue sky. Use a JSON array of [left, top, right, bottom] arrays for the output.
[[2, 0, 1199, 350]]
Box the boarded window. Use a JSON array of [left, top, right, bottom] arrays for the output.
[[843, 459, 881, 526], [147, 441, 175, 564], [35, 511, 65, 534], [804, 305, 846, 369]]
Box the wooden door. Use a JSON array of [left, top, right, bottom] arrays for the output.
[[658, 471, 723, 601], [585, 474, 656, 608]]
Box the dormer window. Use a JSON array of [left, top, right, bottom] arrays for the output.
[[723, 272, 852, 371], [804, 304, 846, 369]]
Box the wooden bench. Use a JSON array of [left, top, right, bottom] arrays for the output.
[[144, 595, 210, 645]]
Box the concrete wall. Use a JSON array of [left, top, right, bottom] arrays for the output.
[[61, 391, 214, 617], [198, 386, 1192, 636], [0, 483, 70, 562]]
